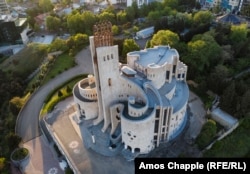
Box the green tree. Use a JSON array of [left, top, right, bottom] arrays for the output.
[[241, 4, 250, 17], [48, 38, 68, 52], [67, 12, 84, 34], [46, 16, 61, 31], [147, 11, 162, 23], [207, 65, 229, 94], [230, 24, 248, 44], [196, 119, 217, 149], [9, 97, 24, 115], [193, 11, 213, 26], [220, 81, 237, 115], [81, 11, 97, 35], [62, 0, 71, 6], [117, 10, 127, 24], [73, 33, 88, 50], [125, 3, 136, 21], [0, 158, 6, 172], [66, 85, 71, 93], [58, 90, 63, 97], [183, 33, 221, 76], [5, 132, 22, 151], [38, 0, 54, 12], [241, 90, 250, 117], [112, 25, 119, 35], [163, 0, 178, 9], [122, 39, 140, 58], [150, 30, 179, 47], [99, 11, 116, 24]]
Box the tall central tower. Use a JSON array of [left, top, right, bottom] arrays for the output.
[[89, 21, 120, 132]]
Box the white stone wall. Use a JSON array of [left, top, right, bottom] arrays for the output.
[[121, 108, 155, 154], [89, 36, 104, 125], [167, 103, 187, 140], [128, 96, 148, 117], [110, 104, 124, 136], [175, 61, 187, 81], [119, 76, 148, 104], [78, 79, 97, 100], [127, 54, 139, 70], [77, 101, 98, 120], [147, 63, 166, 89], [96, 46, 120, 131], [73, 89, 98, 120]]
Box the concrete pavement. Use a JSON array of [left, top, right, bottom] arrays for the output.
[[45, 97, 135, 174], [22, 135, 64, 174]]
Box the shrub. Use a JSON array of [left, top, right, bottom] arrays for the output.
[[66, 86, 71, 93], [58, 90, 63, 97], [11, 148, 29, 161], [196, 119, 217, 149]]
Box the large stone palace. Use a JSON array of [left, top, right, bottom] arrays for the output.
[[73, 21, 189, 160]]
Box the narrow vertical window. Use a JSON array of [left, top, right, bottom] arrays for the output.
[[108, 78, 111, 86]]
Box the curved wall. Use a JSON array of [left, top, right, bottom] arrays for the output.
[[78, 79, 97, 101], [121, 108, 156, 154]]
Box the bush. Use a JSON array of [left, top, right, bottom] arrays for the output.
[[11, 148, 29, 161], [66, 85, 71, 93], [196, 119, 217, 149], [5, 133, 22, 151], [57, 90, 63, 97]]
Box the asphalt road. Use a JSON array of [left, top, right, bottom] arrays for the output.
[[16, 47, 93, 142]]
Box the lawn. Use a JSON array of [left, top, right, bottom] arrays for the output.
[[42, 53, 75, 84], [25, 53, 76, 92], [0, 43, 47, 79]]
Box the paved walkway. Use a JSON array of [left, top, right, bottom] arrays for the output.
[[22, 135, 64, 174], [45, 97, 134, 174]]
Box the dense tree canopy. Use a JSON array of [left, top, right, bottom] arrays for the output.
[[193, 11, 213, 26], [122, 39, 140, 58], [46, 16, 61, 31], [150, 30, 179, 47], [38, 0, 54, 12], [230, 24, 248, 44], [183, 33, 221, 77], [196, 119, 217, 149]]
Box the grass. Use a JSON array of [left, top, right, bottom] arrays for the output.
[[0, 43, 47, 79], [43, 53, 75, 84], [26, 53, 76, 92]]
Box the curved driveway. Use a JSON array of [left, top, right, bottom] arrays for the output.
[[16, 47, 93, 142]]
